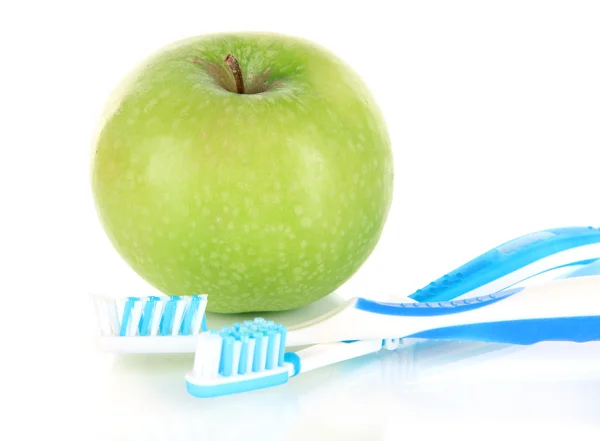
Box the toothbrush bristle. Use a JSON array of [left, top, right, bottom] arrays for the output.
[[94, 294, 208, 337], [93, 295, 120, 336], [193, 318, 288, 380]]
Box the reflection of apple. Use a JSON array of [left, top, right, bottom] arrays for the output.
[[91, 32, 393, 313]]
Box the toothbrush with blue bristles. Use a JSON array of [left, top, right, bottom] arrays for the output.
[[185, 274, 600, 398]]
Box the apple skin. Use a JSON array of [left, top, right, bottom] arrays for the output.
[[91, 32, 393, 313]]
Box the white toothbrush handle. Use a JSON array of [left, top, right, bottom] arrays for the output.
[[287, 276, 600, 345], [287, 339, 383, 377]]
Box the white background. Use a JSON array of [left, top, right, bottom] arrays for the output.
[[2, 1, 600, 440]]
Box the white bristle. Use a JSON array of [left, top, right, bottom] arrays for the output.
[[191, 296, 207, 335], [193, 332, 224, 379], [171, 297, 190, 336], [116, 298, 126, 329], [246, 338, 256, 373], [208, 333, 223, 377], [92, 297, 113, 336], [126, 298, 146, 336], [231, 340, 242, 376], [193, 333, 212, 378], [107, 299, 120, 335], [272, 333, 281, 368], [149, 298, 165, 336], [259, 335, 268, 371]]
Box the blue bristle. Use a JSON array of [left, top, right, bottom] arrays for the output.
[[252, 332, 264, 372], [265, 330, 277, 370], [178, 295, 200, 336], [218, 337, 226, 374], [119, 297, 139, 336], [201, 314, 207, 332], [138, 296, 159, 336], [159, 296, 180, 335], [205, 319, 289, 376], [278, 326, 287, 367], [238, 334, 249, 375], [220, 336, 235, 376], [221, 326, 231, 335]]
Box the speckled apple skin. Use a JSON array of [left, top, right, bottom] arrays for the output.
[[91, 32, 393, 313]]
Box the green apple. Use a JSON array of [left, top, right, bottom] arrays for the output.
[[91, 32, 393, 313]]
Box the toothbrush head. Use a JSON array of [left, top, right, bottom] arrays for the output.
[[185, 318, 295, 398], [93, 294, 208, 337]]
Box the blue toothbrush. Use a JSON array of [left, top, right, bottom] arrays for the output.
[[186, 273, 600, 398]]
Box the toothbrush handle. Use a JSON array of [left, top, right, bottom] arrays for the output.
[[349, 276, 600, 346], [287, 340, 383, 377], [409, 226, 600, 302], [406, 316, 600, 345]]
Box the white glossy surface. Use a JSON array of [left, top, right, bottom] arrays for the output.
[[17, 284, 600, 440], [78, 338, 600, 440]]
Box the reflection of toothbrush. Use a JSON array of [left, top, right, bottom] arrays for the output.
[[186, 275, 600, 398], [93, 226, 600, 353]]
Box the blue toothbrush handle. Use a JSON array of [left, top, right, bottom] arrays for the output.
[[343, 277, 600, 347], [406, 316, 600, 345], [409, 226, 600, 302]]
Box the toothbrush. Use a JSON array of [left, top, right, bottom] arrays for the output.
[[92, 294, 209, 348], [93, 226, 600, 353], [285, 274, 600, 345], [408, 226, 600, 302], [185, 317, 393, 398], [185, 275, 600, 398]]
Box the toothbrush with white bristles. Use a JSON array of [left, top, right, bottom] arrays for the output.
[[93, 294, 208, 340], [185, 317, 397, 398]]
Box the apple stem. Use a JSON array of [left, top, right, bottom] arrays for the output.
[[224, 54, 245, 94]]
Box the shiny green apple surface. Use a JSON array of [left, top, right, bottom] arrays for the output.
[[92, 32, 393, 313]]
